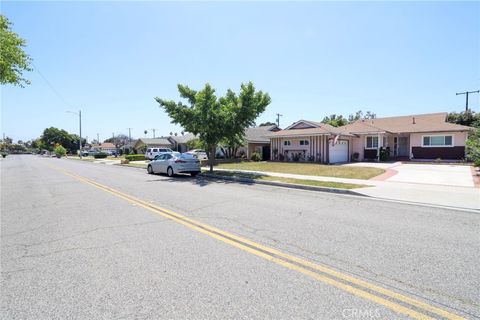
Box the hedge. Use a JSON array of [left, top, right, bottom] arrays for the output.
[[125, 154, 146, 161], [93, 152, 108, 159]]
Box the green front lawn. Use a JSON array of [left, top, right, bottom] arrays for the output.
[[204, 171, 368, 189], [215, 162, 384, 180]]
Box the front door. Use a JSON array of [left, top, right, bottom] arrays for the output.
[[398, 137, 408, 157], [262, 146, 271, 161]]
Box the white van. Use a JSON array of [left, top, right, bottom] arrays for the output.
[[145, 147, 173, 160]]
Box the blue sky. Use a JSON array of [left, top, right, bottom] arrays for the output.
[[1, 1, 479, 142]]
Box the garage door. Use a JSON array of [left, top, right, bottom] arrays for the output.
[[329, 140, 348, 163]]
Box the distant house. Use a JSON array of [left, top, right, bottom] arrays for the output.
[[269, 113, 472, 163], [134, 138, 173, 152], [238, 125, 280, 160], [168, 133, 197, 152], [90, 142, 117, 153]]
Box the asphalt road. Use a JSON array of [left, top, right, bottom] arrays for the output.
[[1, 155, 479, 319]]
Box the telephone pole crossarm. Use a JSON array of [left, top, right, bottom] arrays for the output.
[[456, 90, 480, 111]]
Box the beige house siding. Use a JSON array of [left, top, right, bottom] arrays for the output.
[[270, 136, 330, 163], [410, 131, 468, 148]]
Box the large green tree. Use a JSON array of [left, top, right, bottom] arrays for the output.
[[447, 110, 480, 128], [322, 114, 349, 127], [0, 15, 32, 87], [156, 82, 271, 172], [40, 127, 85, 153]]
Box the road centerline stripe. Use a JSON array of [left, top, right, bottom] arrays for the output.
[[47, 164, 465, 320]]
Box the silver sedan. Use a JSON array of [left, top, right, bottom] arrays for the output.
[[147, 152, 201, 177]]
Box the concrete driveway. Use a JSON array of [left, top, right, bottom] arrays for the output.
[[345, 162, 475, 187], [387, 163, 474, 187]]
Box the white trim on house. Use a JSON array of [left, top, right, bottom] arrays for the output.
[[421, 134, 454, 148], [284, 120, 321, 130], [365, 135, 379, 149]]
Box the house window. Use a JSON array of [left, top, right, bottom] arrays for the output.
[[284, 140, 291, 146], [365, 136, 379, 149], [422, 135, 453, 147], [299, 140, 309, 146]]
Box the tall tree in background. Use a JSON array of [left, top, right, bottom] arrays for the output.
[[258, 121, 276, 127], [156, 82, 271, 172], [40, 127, 85, 153], [0, 15, 32, 87], [322, 114, 348, 127], [447, 110, 480, 128], [348, 110, 376, 122]]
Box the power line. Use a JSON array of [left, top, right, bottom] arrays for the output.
[[31, 62, 73, 108]]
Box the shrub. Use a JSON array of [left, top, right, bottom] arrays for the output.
[[54, 145, 67, 158], [125, 154, 146, 161], [379, 147, 390, 162], [93, 152, 108, 159], [251, 152, 262, 162], [474, 159, 480, 167]]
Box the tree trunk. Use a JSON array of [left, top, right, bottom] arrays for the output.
[[209, 145, 216, 172]]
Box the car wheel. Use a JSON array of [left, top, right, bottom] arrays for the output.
[[167, 166, 174, 177], [147, 165, 153, 174], [190, 172, 199, 177]]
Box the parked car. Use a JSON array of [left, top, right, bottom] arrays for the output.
[[186, 149, 208, 160], [147, 152, 201, 177], [145, 147, 173, 160]]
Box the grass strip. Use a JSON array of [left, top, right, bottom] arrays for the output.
[[216, 162, 384, 180], [205, 171, 368, 189]]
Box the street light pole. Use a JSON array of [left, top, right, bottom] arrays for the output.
[[79, 110, 82, 157], [67, 110, 82, 158]]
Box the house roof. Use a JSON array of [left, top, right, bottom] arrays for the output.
[[338, 112, 472, 134], [168, 133, 197, 144], [270, 122, 347, 138], [245, 125, 280, 143], [99, 143, 116, 149], [136, 138, 172, 146]]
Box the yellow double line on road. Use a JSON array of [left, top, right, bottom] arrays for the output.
[[50, 165, 465, 320]]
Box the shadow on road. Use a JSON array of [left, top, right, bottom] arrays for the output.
[[145, 172, 264, 188]]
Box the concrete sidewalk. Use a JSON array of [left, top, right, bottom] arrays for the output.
[[213, 168, 480, 210]]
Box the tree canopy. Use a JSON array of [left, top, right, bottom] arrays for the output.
[[447, 110, 480, 128], [258, 121, 277, 127], [321, 114, 349, 127], [322, 110, 377, 127], [155, 82, 271, 171], [0, 15, 32, 87], [40, 127, 85, 153]]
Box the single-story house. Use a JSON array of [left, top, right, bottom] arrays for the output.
[[134, 138, 173, 152], [90, 142, 117, 153], [168, 133, 197, 153], [270, 113, 472, 163], [238, 125, 280, 160], [270, 120, 348, 163]]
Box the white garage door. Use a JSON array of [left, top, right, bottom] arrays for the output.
[[329, 140, 349, 163]]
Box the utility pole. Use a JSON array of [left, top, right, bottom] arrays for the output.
[[127, 128, 133, 143], [151, 128, 157, 138], [97, 133, 100, 144], [66, 110, 82, 158], [456, 90, 479, 111], [79, 110, 82, 157], [276, 113, 283, 127]]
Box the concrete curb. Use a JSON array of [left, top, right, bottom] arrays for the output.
[[201, 173, 366, 196]]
